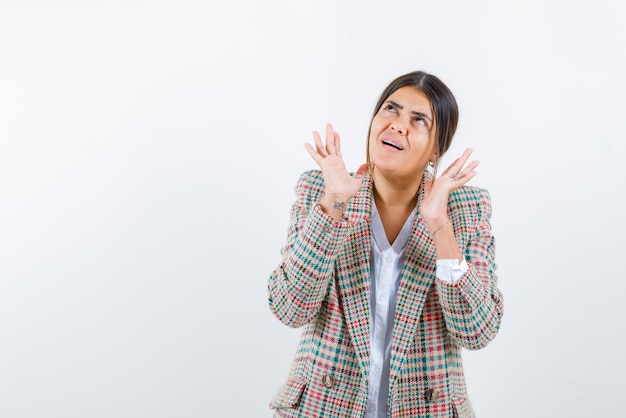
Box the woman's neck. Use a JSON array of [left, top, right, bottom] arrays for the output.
[[371, 171, 422, 244], [372, 171, 422, 210]]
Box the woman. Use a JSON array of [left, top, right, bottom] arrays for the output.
[[268, 71, 503, 417]]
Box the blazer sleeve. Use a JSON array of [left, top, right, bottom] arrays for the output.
[[267, 171, 354, 328], [435, 188, 504, 350]]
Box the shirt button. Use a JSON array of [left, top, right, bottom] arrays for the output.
[[322, 374, 334, 388], [322, 226, 331, 233], [463, 283, 471, 294], [384, 255, 392, 263]]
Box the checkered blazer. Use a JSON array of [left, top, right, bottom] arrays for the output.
[[268, 169, 503, 417]]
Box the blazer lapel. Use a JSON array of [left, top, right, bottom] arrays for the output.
[[388, 174, 438, 387], [335, 173, 373, 378]]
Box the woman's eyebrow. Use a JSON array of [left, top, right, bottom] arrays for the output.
[[386, 100, 432, 122]]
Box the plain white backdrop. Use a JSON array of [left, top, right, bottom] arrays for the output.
[[1, 1, 624, 417]]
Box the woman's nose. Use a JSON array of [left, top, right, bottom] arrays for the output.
[[391, 118, 408, 134]]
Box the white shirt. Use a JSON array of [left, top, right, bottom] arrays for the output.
[[365, 200, 468, 418]]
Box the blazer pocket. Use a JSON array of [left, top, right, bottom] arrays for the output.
[[270, 378, 306, 409], [451, 394, 474, 418]]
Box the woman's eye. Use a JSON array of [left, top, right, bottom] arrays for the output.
[[384, 104, 397, 112], [414, 117, 426, 125]]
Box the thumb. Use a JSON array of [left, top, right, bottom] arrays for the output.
[[423, 179, 433, 195], [354, 163, 369, 181]]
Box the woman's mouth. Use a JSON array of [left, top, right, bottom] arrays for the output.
[[382, 139, 404, 150]]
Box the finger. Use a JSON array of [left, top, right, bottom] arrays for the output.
[[304, 143, 323, 165], [440, 156, 461, 176], [335, 131, 343, 159], [454, 148, 473, 171], [325, 123, 337, 155], [446, 148, 474, 180], [451, 160, 479, 183], [457, 160, 480, 178], [453, 169, 478, 188], [451, 160, 479, 186], [312, 130, 328, 157]]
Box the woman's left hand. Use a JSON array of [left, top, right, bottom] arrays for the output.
[[420, 148, 479, 230]]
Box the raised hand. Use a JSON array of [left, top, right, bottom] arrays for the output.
[[304, 123, 368, 220], [420, 148, 479, 231]]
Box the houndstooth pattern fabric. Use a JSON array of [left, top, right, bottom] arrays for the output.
[[268, 169, 503, 417]]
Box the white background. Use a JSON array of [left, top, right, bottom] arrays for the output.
[[1, 1, 624, 417]]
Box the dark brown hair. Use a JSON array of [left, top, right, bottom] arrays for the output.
[[366, 71, 459, 178]]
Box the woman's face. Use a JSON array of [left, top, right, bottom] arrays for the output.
[[368, 86, 437, 180]]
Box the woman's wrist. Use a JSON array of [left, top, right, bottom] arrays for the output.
[[424, 217, 450, 236], [319, 195, 348, 221], [427, 218, 463, 261], [428, 219, 450, 239]]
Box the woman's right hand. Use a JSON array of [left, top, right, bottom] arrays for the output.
[[304, 123, 368, 220]]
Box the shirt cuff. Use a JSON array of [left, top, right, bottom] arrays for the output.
[[436, 258, 468, 284]]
